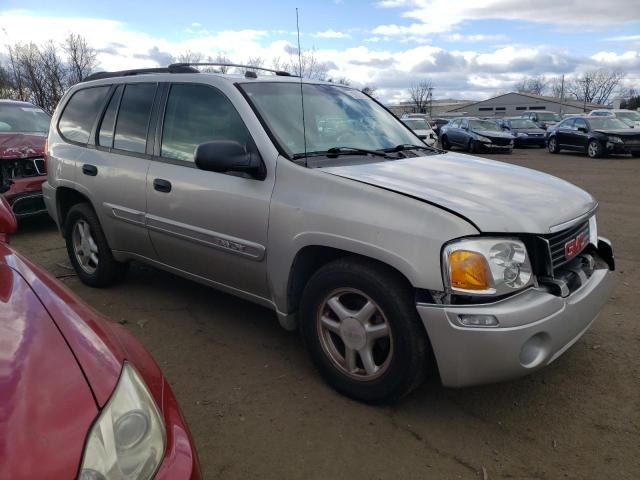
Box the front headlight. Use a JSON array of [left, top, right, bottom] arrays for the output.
[[475, 135, 491, 143], [78, 363, 166, 480], [607, 136, 623, 144], [443, 238, 533, 296]]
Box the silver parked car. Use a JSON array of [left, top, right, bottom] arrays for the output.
[[43, 65, 615, 403]]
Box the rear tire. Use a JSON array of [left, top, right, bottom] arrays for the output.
[[64, 203, 128, 287], [299, 258, 430, 404], [467, 139, 478, 153], [548, 136, 559, 153], [631, 151, 640, 158], [587, 139, 604, 158]]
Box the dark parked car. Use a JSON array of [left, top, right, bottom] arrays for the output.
[[547, 116, 640, 158], [0, 100, 50, 218], [521, 111, 561, 130], [496, 118, 546, 148], [439, 117, 514, 153], [431, 117, 450, 135], [0, 193, 201, 479]]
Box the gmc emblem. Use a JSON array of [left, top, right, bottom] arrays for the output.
[[565, 232, 587, 260]]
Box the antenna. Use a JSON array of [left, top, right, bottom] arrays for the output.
[[296, 8, 308, 166]]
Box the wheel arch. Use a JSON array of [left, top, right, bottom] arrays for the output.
[[56, 186, 96, 236], [284, 244, 425, 327]]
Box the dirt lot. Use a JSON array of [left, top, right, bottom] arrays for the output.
[[11, 148, 640, 479]]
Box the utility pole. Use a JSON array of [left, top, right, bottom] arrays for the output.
[[427, 86, 434, 117], [559, 74, 565, 116]]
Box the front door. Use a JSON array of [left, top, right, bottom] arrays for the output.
[[146, 83, 274, 299]]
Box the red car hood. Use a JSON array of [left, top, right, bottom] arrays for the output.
[[0, 262, 97, 479], [0, 132, 46, 159]]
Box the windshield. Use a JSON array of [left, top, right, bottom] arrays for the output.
[[588, 117, 630, 130], [469, 120, 501, 132], [536, 112, 561, 121], [0, 104, 50, 133], [240, 83, 419, 157], [402, 119, 430, 130], [616, 111, 640, 122], [509, 119, 538, 129]]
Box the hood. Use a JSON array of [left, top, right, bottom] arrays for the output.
[[321, 152, 596, 234], [593, 128, 640, 137], [0, 132, 46, 159], [512, 128, 546, 135], [472, 129, 514, 139], [0, 260, 97, 479]]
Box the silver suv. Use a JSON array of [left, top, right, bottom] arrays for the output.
[[43, 65, 615, 403]]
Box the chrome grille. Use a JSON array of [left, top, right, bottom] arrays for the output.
[[547, 220, 590, 270]]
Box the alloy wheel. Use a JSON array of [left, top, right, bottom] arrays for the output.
[[72, 219, 99, 275], [317, 288, 393, 381]]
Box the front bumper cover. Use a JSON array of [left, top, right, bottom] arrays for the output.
[[417, 243, 615, 388]]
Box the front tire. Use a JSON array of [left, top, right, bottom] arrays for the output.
[[587, 139, 604, 158], [64, 203, 128, 287], [548, 136, 559, 153], [441, 135, 450, 150], [300, 258, 430, 404]]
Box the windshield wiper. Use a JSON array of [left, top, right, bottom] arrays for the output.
[[382, 144, 432, 152], [293, 146, 391, 159]]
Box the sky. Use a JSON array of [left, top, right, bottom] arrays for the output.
[[1, 0, 639, 103]]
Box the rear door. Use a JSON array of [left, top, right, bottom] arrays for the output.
[[85, 82, 158, 259], [145, 82, 274, 299]]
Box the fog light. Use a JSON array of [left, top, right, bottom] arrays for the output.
[[457, 314, 499, 327]]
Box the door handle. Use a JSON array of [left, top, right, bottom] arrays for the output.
[[82, 164, 98, 176], [153, 178, 172, 193]]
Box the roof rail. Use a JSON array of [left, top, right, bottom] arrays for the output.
[[168, 62, 295, 77], [83, 64, 199, 82]]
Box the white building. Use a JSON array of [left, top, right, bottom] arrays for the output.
[[448, 92, 607, 117]]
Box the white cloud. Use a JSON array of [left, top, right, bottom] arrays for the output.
[[314, 30, 351, 39], [375, 0, 640, 37], [443, 33, 508, 43]]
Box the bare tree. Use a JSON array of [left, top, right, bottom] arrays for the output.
[[408, 79, 433, 113], [282, 47, 329, 80], [242, 56, 265, 73], [514, 75, 548, 95], [211, 52, 233, 73], [362, 86, 378, 98], [175, 50, 203, 63], [567, 69, 626, 106], [64, 33, 97, 83], [548, 76, 564, 98], [327, 77, 351, 86]]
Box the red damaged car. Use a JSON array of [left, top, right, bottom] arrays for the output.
[[0, 194, 201, 479], [0, 99, 49, 217]]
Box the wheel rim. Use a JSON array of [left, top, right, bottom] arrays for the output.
[[317, 288, 393, 381], [72, 219, 99, 275], [549, 138, 556, 151], [588, 142, 598, 157]]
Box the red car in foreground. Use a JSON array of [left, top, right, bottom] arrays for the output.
[[0, 99, 49, 218], [0, 194, 201, 479]]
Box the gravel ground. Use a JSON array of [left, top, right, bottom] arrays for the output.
[[11, 147, 639, 479]]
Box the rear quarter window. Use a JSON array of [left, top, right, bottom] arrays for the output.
[[58, 86, 110, 143]]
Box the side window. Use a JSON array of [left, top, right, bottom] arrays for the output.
[[560, 119, 574, 129], [449, 119, 460, 128], [460, 119, 468, 129], [114, 83, 157, 154], [574, 119, 587, 131], [98, 85, 124, 148], [58, 86, 110, 144], [161, 84, 252, 162]]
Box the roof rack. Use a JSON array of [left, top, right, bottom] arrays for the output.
[[169, 62, 295, 77], [83, 65, 199, 82]]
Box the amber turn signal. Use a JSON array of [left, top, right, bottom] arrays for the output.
[[448, 250, 492, 291]]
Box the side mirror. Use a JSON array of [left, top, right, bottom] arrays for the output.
[[194, 140, 264, 179], [0, 195, 17, 243]]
